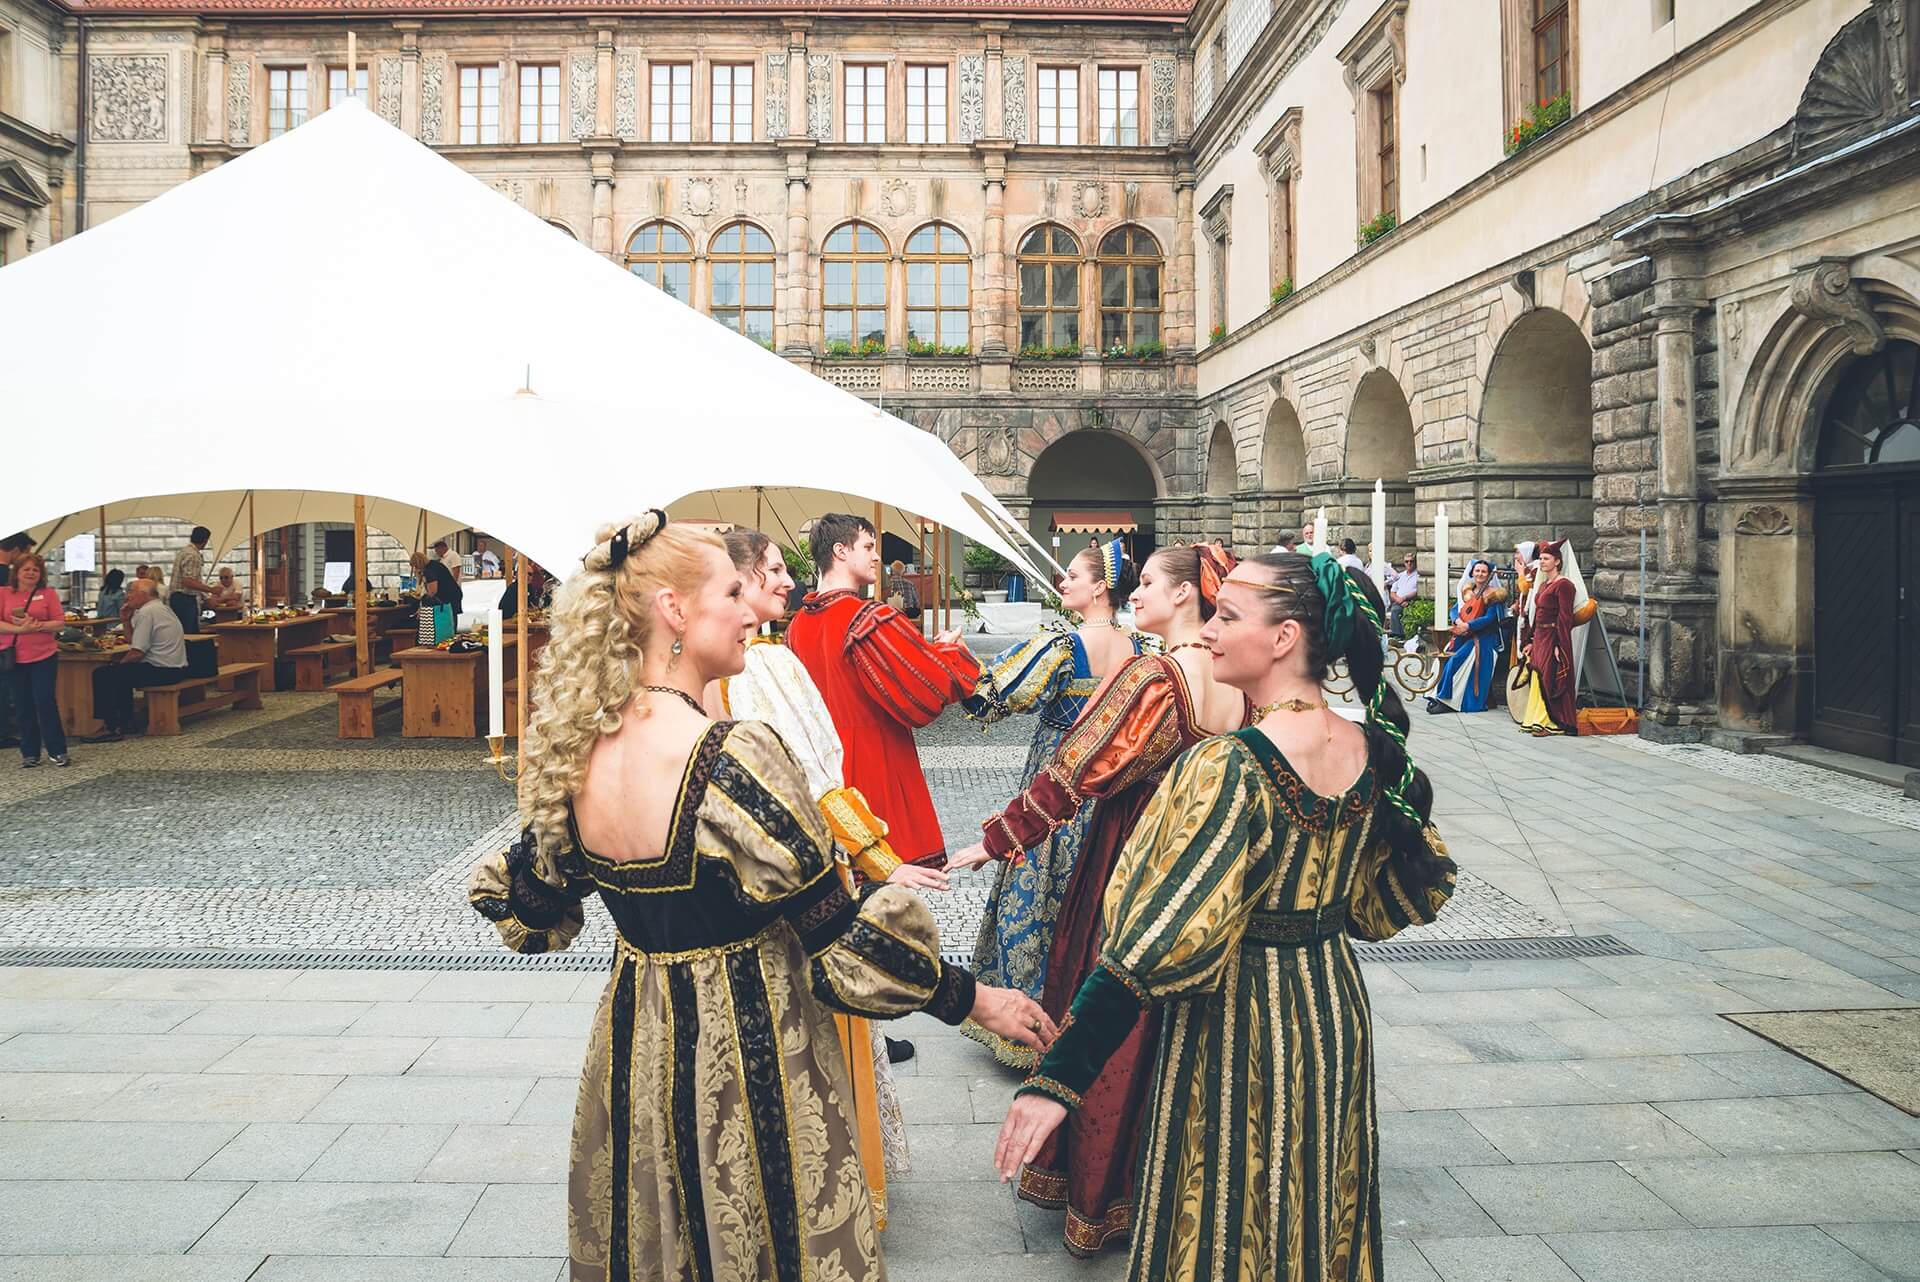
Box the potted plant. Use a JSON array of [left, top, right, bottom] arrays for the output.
[[1102, 338, 1166, 360], [1505, 91, 1572, 156], [1270, 278, 1294, 306], [1208, 322, 1227, 346], [1018, 342, 1082, 361], [962, 542, 1011, 593], [906, 337, 971, 357], [1357, 210, 1397, 247], [824, 336, 887, 358]]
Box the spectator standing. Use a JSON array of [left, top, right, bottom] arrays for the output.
[[94, 569, 129, 622], [84, 578, 189, 742], [169, 527, 216, 635], [1386, 553, 1421, 639], [434, 539, 463, 583], [0, 554, 71, 767], [0, 533, 29, 748]]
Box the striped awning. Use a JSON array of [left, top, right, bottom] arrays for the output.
[[1049, 510, 1138, 534]]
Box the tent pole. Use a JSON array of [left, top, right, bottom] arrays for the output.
[[212, 492, 250, 592], [353, 495, 369, 677], [97, 506, 106, 603], [515, 547, 528, 775], [247, 492, 258, 609]]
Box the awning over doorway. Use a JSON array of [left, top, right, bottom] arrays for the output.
[[1050, 510, 1139, 534]]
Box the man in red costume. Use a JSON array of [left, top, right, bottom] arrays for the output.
[[787, 513, 980, 868]]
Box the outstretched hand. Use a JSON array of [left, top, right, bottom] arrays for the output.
[[934, 627, 964, 647], [969, 983, 1057, 1051], [886, 861, 950, 891], [947, 842, 993, 872], [995, 1095, 1068, 1182]]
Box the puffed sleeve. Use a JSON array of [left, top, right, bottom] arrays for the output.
[[962, 631, 1073, 725], [980, 655, 1178, 862], [467, 828, 594, 955], [844, 600, 980, 728], [1347, 824, 1457, 943], [1018, 737, 1273, 1109], [704, 721, 975, 1023]]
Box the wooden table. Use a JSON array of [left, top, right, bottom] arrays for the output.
[[60, 616, 123, 634], [55, 645, 129, 737], [395, 638, 518, 738], [206, 614, 336, 691]]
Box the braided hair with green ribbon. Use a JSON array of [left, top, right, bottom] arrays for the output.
[[1308, 552, 1425, 831]]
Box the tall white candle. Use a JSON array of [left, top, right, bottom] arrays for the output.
[[1314, 505, 1329, 554], [486, 608, 504, 739], [1370, 478, 1388, 589], [1433, 503, 1450, 626]]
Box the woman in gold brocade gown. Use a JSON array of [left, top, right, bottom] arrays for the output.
[[995, 551, 1456, 1282], [468, 512, 1053, 1282]]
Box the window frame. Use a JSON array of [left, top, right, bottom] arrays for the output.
[[708, 220, 778, 346], [844, 63, 887, 144], [710, 62, 755, 142], [1501, 0, 1577, 131], [266, 66, 309, 140], [650, 61, 693, 143], [1532, 0, 1571, 107], [905, 222, 970, 353], [1097, 65, 1140, 147], [1373, 81, 1398, 221], [904, 63, 949, 145], [325, 65, 369, 109], [517, 62, 562, 144], [1016, 223, 1083, 353], [1096, 225, 1163, 353], [1035, 65, 1080, 145], [821, 220, 891, 354], [623, 220, 694, 304], [458, 64, 501, 145]]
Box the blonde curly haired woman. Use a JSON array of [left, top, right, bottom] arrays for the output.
[[468, 511, 1053, 1282]]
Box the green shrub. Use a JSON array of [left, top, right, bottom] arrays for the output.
[[1401, 598, 1435, 635], [1505, 91, 1572, 155], [1270, 278, 1294, 306], [1357, 210, 1398, 247]]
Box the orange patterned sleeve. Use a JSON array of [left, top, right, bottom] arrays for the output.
[[980, 656, 1180, 861]]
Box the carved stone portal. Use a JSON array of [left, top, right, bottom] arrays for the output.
[[1789, 260, 1887, 356], [90, 55, 169, 143]]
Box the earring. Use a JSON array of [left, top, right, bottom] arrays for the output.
[[669, 637, 683, 670]]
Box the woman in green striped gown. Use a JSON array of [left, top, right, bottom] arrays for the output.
[[994, 551, 1456, 1282]]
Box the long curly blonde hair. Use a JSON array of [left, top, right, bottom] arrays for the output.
[[517, 513, 724, 858]]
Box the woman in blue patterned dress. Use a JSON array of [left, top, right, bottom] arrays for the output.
[[960, 538, 1153, 1067]]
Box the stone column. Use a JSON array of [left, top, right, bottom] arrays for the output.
[[1652, 298, 1705, 588], [596, 30, 615, 137], [204, 30, 228, 147], [784, 22, 809, 140], [978, 142, 1012, 358], [1172, 170, 1196, 356], [397, 23, 421, 137], [888, 251, 906, 355], [778, 138, 815, 355], [586, 143, 617, 256]]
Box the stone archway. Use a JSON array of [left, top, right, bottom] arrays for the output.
[[1028, 428, 1163, 558], [1478, 307, 1596, 555], [1234, 398, 1307, 551], [1202, 421, 1236, 542], [1329, 369, 1416, 560]]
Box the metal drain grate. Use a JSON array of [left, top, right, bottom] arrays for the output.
[[0, 935, 1635, 973]]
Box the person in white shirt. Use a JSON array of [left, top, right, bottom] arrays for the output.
[[434, 539, 463, 583], [479, 548, 502, 577], [85, 579, 190, 741], [1337, 538, 1366, 573], [1386, 553, 1421, 639]]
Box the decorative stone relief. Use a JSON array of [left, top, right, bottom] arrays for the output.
[[1793, 5, 1902, 154], [1721, 299, 1744, 361], [1789, 260, 1886, 355], [1107, 366, 1170, 393], [806, 54, 833, 141], [614, 54, 638, 138], [1073, 180, 1108, 221], [1734, 505, 1793, 537], [569, 55, 597, 140], [823, 363, 882, 392], [978, 426, 1021, 474], [491, 177, 527, 206], [765, 52, 788, 138], [910, 364, 977, 392], [957, 55, 985, 143], [90, 55, 169, 143], [1001, 57, 1027, 144], [419, 59, 445, 143], [228, 57, 255, 143], [1150, 57, 1175, 145], [376, 58, 401, 128], [1042, 178, 1059, 218], [1016, 364, 1079, 394], [734, 176, 750, 214], [684, 177, 716, 218], [880, 178, 915, 219], [1878, 0, 1910, 102]]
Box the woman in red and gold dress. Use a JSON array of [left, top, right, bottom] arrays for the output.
[[950, 543, 1249, 1257], [1517, 538, 1579, 736]]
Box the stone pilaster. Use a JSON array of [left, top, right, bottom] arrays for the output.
[[778, 137, 815, 355], [397, 23, 421, 137]]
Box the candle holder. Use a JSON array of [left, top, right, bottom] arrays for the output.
[[485, 734, 519, 782]]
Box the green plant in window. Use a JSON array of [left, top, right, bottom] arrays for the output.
[[1356, 210, 1398, 247], [1208, 322, 1227, 345], [1270, 278, 1294, 306], [1019, 343, 1082, 361], [907, 337, 971, 357], [1504, 92, 1572, 156]]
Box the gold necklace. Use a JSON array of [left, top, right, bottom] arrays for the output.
[[1253, 696, 1327, 719]]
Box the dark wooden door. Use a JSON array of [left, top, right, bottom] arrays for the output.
[[1900, 494, 1920, 766], [1812, 485, 1902, 761]]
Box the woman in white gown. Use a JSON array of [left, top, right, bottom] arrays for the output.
[[705, 527, 949, 1230]]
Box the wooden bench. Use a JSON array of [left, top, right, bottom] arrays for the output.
[[288, 641, 356, 691], [335, 667, 405, 739], [138, 662, 267, 736]]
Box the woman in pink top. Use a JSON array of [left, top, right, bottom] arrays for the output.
[[0, 554, 70, 766]]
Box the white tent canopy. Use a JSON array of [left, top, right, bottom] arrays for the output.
[[27, 491, 465, 565], [0, 101, 1047, 582]]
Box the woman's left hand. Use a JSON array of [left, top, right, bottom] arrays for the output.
[[995, 1095, 1068, 1181], [886, 862, 950, 891], [947, 842, 993, 872]]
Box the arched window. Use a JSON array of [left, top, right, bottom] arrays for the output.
[[625, 222, 691, 303], [710, 222, 777, 347], [1097, 226, 1162, 353], [823, 221, 889, 355], [906, 223, 970, 354], [1018, 224, 1081, 354]]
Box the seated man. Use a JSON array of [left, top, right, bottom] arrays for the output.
[[885, 559, 922, 621], [85, 578, 190, 742], [208, 567, 244, 611]]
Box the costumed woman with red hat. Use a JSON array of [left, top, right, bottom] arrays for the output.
[[1516, 538, 1578, 735]]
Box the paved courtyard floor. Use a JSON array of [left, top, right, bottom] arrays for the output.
[[2, 691, 1919, 1280]]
